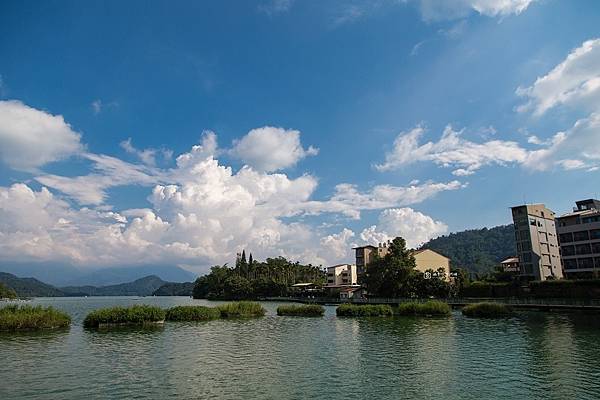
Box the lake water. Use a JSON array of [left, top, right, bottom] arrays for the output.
[[2, 297, 600, 400]]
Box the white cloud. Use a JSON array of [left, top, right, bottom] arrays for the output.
[[229, 126, 318, 172], [360, 208, 448, 249], [517, 39, 600, 116], [259, 0, 294, 16], [119, 137, 170, 166], [320, 228, 355, 261], [91, 100, 102, 115], [417, 0, 535, 21], [0, 100, 83, 171], [375, 125, 528, 175]]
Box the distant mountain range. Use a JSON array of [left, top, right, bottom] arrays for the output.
[[0, 272, 195, 298], [421, 224, 516, 276], [0, 263, 196, 286]]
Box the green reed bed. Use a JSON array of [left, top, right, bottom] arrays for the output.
[[395, 300, 451, 316], [83, 305, 166, 328], [165, 305, 221, 321], [277, 304, 324, 317], [0, 305, 71, 331], [462, 302, 513, 318], [336, 304, 393, 317], [217, 301, 266, 318]]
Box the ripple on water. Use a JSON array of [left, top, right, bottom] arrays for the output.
[[2, 298, 600, 400]]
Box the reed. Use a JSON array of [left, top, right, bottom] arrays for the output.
[[83, 305, 166, 328], [462, 302, 512, 318], [216, 301, 266, 318], [0, 305, 71, 331], [165, 305, 221, 321], [395, 300, 451, 316], [336, 304, 393, 317]]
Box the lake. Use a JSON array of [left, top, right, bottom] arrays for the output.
[[2, 296, 600, 400]]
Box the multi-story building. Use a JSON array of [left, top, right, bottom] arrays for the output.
[[324, 264, 358, 287], [353, 242, 451, 282], [556, 199, 600, 279], [511, 204, 563, 281]]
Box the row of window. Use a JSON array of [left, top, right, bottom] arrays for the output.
[[559, 229, 600, 243], [562, 243, 600, 256], [563, 257, 600, 270]]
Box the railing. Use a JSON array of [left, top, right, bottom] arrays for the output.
[[269, 296, 600, 308]]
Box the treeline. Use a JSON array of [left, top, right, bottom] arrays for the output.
[[421, 224, 515, 276], [363, 237, 463, 298], [193, 252, 325, 300]]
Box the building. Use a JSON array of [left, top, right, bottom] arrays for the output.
[[511, 204, 563, 281], [325, 264, 358, 287], [353, 243, 451, 282], [500, 257, 520, 273], [556, 199, 600, 279]]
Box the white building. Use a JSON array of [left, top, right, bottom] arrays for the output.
[[325, 264, 358, 287]]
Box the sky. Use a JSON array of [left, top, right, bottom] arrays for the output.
[[1, 0, 600, 275]]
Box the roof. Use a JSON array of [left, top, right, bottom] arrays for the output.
[[412, 248, 450, 260], [500, 257, 519, 264], [291, 283, 315, 287], [352, 245, 377, 250], [558, 208, 600, 218]]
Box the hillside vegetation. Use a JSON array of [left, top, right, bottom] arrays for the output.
[[0, 272, 65, 297], [421, 224, 515, 276]]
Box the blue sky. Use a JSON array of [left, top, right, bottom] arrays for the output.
[[1, 0, 600, 273]]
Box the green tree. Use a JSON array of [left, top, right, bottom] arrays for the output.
[[363, 237, 417, 298]]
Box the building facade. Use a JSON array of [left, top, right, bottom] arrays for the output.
[[556, 199, 600, 279], [511, 204, 563, 281], [325, 264, 358, 287]]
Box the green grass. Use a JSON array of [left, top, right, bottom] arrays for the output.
[[395, 300, 451, 316], [462, 302, 512, 318], [217, 301, 266, 318], [277, 304, 324, 317], [336, 304, 393, 317], [165, 305, 221, 321], [0, 305, 71, 331], [83, 305, 166, 328]]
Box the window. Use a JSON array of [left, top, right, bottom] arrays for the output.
[[522, 252, 532, 262], [583, 216, 600, 224], [562, 246, 575, 256], [559, 233, 573, 243], [574, 230, 590, 241], [521, 241, 532, 251], [596, 258, 600, 268], [590, 229, 600, 240], [593, 242, 600, 254], [579, 258, 594, 269], [576, 244, 591, 255], [530, 218, 537, 226], [564, 259, 578, 270]]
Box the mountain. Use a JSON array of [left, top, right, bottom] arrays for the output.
[[63, 265, 196, 286], [60, 275, 168, 296], [421, 224, 516, 276], [0, 262, 196, 286], [152, 282, 195, 296], [0, 272, 65, 297]]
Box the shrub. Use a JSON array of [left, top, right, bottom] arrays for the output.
[[217, 301, 266, 318], [462, 302, 512, 318], [395, 300, 451, 316], [0, 305, 71, 331], [336, 304, 393, 317], [83, 305, 166, 328], [277, 304, 324, 317], [165, 305, 221, 321]]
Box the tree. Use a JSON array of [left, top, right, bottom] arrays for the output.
[[363, 237, 417, 298]]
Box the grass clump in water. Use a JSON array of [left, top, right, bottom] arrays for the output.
[[217, 301, 266, 318], [165, 305, 221, 321], [395, 300, 451, 316], [277, 304, 324, 317], [336, 304, 393, 317], [462, 302, 512, 318], [0, 305, 71, 331], [83, 305, 166, 328]]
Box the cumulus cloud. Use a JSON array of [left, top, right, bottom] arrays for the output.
[[0, 100, 83, 171], [517, 38, 600, 116], [417, 0, 535, 21], [375, 125, 528, 175], [360, 208, 448, 249], [229, 126, 318, 172], [320, 229, 355, 261]]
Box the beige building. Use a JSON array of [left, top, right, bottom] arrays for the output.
[[511, 204, 563, 281], [353, 243, 451, 282], [325, 264, 358, 287], [556, 199, 600, 279]]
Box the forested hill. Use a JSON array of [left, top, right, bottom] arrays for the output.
[[420, 224, 516, 276]]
